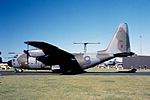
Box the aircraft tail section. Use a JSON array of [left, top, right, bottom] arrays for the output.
[[106, 23, 134, 57]]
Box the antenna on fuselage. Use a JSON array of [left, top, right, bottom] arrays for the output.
[[74, 42, 100, 53]]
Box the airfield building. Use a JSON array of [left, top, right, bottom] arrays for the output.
[[123, 55, 150, 69]]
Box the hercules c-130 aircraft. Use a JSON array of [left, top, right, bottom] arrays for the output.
[[8, 23, 134, 74]]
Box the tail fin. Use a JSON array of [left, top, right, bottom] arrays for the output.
[[106, 23, 133, 56]]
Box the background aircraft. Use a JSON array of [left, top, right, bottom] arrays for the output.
[[8, 23, 134, 74], [104, 59, 117, 67], [0, 52, 11, 70], [97, 58, 123, 70]]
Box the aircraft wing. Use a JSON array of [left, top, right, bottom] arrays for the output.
[[24, 41, 82, 73], [24, 41, 74, 58]]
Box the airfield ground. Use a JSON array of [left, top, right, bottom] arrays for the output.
[[0, 68, 150, 100]]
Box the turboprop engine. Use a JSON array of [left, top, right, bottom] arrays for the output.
[[24, 49, 45, 57]]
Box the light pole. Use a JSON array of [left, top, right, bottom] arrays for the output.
[[140, 36, 142, 55]]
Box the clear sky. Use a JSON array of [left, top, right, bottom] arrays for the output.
[[0, 0, 150, 61]]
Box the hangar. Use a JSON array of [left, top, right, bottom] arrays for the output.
[[123, 55, 150, 69]]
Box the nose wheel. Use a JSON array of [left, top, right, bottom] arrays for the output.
[[14, 68, 23, 73]]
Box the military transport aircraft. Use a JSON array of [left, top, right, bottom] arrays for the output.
[[8, 23, 134, 74]]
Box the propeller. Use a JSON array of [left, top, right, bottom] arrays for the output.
[[24, 42, 30, 64]]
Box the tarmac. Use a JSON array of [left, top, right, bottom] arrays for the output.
[[0, 70, 150, 76]]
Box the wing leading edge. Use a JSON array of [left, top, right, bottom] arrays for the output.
[[24, 41, 74, 58]]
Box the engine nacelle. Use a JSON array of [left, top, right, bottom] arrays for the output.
[[26, 49, 45, 57]]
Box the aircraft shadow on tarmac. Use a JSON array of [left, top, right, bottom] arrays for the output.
[[117, 69, 137, 73], [85, 69, 137, 73], [0, 69, 138, 76], [7, 69, 137, 74]]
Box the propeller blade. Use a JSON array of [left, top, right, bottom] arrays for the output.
[[25, 43, 29, 64]]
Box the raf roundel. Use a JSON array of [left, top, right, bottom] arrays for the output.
[[84, 56, 91, 62]]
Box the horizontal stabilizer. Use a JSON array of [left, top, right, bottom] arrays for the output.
[[114, 52, 135, 57]]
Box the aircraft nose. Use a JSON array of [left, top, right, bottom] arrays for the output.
[[7, 60, 12, 67]]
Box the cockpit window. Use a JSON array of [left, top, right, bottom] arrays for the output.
[[12, 59, 15, 62]]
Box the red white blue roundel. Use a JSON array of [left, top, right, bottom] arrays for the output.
[[84, 56, 91, 62]]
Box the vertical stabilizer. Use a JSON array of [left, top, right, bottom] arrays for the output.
[[106, 23, 131, 54]]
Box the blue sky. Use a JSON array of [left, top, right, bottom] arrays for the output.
[[0, 0, 150, 60]]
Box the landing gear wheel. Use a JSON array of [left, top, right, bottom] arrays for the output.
[[14, 68, 23, 73], [18, 69, 23, 73]]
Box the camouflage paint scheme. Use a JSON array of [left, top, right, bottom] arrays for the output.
[[8, 23, 134, 73]]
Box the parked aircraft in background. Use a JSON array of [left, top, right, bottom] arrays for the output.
[[0, 52, 11, 70], [97, 58, 123, 70], [8, 23, 134, 74], [104, 59, 117, 67]]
